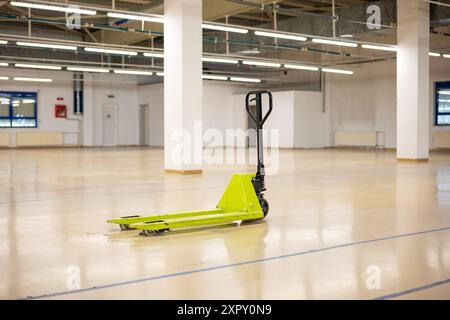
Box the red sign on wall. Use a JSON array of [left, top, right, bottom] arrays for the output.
[[55, 104, 67, 118]]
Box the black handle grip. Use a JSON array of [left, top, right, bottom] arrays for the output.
[[245, 90, 273, 127]]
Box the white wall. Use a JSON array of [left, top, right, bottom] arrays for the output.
[[0, 69, 140, 147], [137, 83, 164, 147], [139, 81, 245, 148], [4, 58, 448, 151], [0, 69, 78, 147], [232, 90, 326, 149], [231, 91, 295, 148], [326, 57, 450, 149], [138, 84, 326, 149], [90, 73, 139, 147], [294, 91, 327, 148]]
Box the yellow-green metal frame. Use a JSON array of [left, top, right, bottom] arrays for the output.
[[107, 174, 264, 232]]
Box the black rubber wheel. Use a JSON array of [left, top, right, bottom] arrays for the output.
[[259, 196, 269, 218], [141, 229, 168, 236], [120, 224, 133, 231]]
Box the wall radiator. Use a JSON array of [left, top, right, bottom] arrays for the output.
[[434, 131, 450, 149], [16, 132, 64, 147], [0, 133, 9, 147], [334, 131, 378, 147]]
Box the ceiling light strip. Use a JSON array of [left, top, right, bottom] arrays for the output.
[[202, 57, 239, 64], [15, 63, 62, 70], [255, 31, 307, 42], [202, 23, 248, 34], [13, 77, 52, 82], [84, 47, 138, 56], [10, 1, 97, 15], [242, 60, 281, 68], [67, 67, 110, 73], [361, 44, 397, 52], [312, 38, 358, 48], [285, 64, 320, 71], [113, 69, 154, 76], [202, 75, 228, 81], [321, 68, 354, 75], [17, 41, 77, 51], [230, 77, 261, 83], [143, 52, 164, 58], [107, 12, 164, 24]]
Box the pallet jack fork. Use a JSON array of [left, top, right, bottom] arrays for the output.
[[107, 90, 273, 236]]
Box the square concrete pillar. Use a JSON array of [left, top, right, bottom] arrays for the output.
[[396, 0, 430, 161], [164, 0, 203, 173]]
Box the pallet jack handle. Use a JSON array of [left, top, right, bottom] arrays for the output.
[[245, 90, 273, 195], [245, 90, 273, 129]]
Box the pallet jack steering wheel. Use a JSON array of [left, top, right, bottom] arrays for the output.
[[246, 90, 273, 217]]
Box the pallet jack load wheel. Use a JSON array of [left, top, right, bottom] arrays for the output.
[[120, 224, 133, 231], [141, 229, 168, 237]]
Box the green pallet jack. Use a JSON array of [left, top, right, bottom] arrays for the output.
[[107, 90, 273, 236]]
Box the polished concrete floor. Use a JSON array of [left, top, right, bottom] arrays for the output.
[[0, 147, 449, 300]]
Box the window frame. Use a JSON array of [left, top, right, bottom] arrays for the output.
[[435, 81, 450, 127], [0, 91, 38, 128]]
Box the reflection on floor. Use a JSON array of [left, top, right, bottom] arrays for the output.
[[0, 147, 449, 299]]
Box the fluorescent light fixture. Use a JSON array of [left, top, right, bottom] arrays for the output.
[[202, 57, 239, 64], [230, 77, 261, 83], [107, 12, 164, 24], [443, 54, 450, 59], [0, 76, 8, 80], [429, 52, 441, 57], [202, 23, 248, 34], [22, 99, 36, 104], [15, 63, 62, 70], [361, 44, 397, 52], [202, 75, 228, 81], [312, 38, 358, 48], [17, 41, 77, 51], [439, 91, 450, 96], [0, 62, 8, 67], [255, 30, 307, 42], [242, 60, 281, 68], [156, 72, 164, 77], [321, 68, 354, 75], [84, 47, 138, 56], [284, 64, 320, 71], [0, 40, 7, 45], [143, 52, 164, 59], [14, 77, 52, 82], [10, 1, 97, 15], [113, 69, 154, 76], [67, 67, 110, 73]]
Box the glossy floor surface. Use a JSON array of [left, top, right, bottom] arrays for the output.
[[0, 147, 449, 300]]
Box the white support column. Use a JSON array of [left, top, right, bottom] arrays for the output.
[[164, 0, 203, 173], [396, 0, 430, 161]]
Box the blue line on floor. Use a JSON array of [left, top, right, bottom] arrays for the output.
[[26, 225, 450, 300], [374, 278, 450, 300]]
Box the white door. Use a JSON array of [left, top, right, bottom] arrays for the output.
[[102, 103, 118, 146], [139, 104, 150, 146]]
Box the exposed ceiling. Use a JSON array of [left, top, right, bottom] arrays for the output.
[[0, 0, 449, 86]]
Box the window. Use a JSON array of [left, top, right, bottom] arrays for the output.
[[436, 82, 450, 126], [0, 92, 38, 128]]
